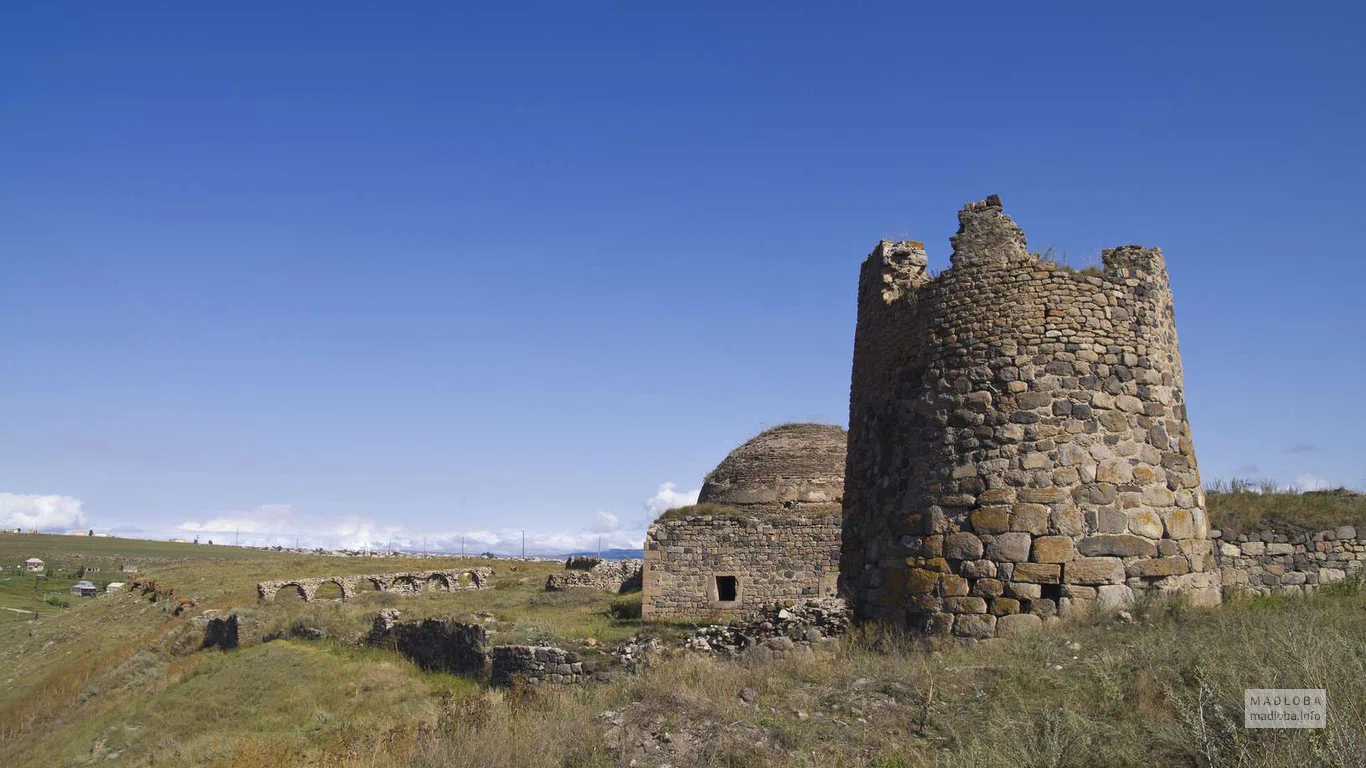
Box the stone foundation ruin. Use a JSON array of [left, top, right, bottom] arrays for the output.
[[367, 609, 490, 674], [841, 196, 1218, 640], [643, 423, 845, 620], [256, 568, 492, 602], [490, 645, 595, 687], [545, 556, 644, 593]]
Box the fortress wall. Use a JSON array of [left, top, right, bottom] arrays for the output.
[[842, 196, 1215, 639], [1215, 526, 1365, 595], [642, 513, 841, 621]]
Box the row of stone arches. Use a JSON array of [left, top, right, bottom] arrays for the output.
[[257, 568, 492, 603]]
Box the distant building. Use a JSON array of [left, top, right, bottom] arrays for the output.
[[24, 558, 44, 572], [120, 563, 138, 573], [106, 582, 127, 594], [643, 423, 846, 620], [71, 580, 99, 597]]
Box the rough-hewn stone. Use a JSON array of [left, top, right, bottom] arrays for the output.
[[257, 568, 491, 602], [545, 557, 643, 593], [642, 424, 844, 620], [1214, 526, 1366, 597], [840, 196, 1217, 637], [490, 645, 588, 687]]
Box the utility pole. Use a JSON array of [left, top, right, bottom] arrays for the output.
[[521, 531, 525, 560], [461, 536, 465, 558], [235, 528, 239, 547]]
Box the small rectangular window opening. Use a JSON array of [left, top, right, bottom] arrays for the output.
[[716, 575, 738, 602]]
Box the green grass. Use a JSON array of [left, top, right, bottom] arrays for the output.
[[5, 509, 1366, 767]]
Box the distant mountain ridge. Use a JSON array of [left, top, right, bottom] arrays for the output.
[[558, 548, 643, 560]]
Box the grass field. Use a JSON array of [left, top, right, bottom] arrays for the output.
[[3, 507, 1365, 767]]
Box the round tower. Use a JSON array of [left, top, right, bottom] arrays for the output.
[[841, 196, 1216, 640]]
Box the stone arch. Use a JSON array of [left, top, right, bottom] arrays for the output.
[[276, 582, 311, 602], [390, 575, 421, 595], [425, 573, 451, 592], [454, 569, 484, 589], [351, 576, 383, 595], [314, 580, 346, 602]]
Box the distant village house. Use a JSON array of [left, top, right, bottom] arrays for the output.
[[71, 580, 99, 597], [24, 557, 44, 572]]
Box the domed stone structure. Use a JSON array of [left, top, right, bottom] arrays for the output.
[[642, 423, 846, 620], [698, 423, 847, 513]]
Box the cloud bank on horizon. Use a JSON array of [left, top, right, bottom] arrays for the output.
[[152, 482, 702, 554], [0, 493, 87, 531]]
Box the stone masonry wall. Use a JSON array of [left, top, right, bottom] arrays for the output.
[[1214, 526, 1363, 595], [367, 610, 490, 675], [842, 196, 1216, 640], [257, 568, 491, 602], [643, 512, 841, 621], [545, 557, 644, 593], [490, 645, 593, 687]]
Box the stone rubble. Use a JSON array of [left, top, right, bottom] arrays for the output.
[[681, 597, 851, 657], [545, 557, 644, 593]]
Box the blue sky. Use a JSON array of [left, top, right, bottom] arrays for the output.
[[2, 3, 1362, 552]]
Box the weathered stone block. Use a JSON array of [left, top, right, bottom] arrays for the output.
[[1010, 504, 1050, 535], [1032, 536, 1076, 563], [1063, 557, 1126, 585], [995, 612, 1043, 637], [970, 578, 1004, 598], [1013, 563, 1062, 584], [943, 596, 988, 614], [944, 532, 985, 560], [1163, 510, 1196, 540], [1052, 506, 1085, 537], [1127, 510, 1164, 539], [1077, 534, 1158, 558], [986, 532, 1033, 562], [970, 507, 1011, 535], [939, 573, 969, 596], [990, 597, 1021, 615], [1127, 556, 1189, 578], [953, 613, 997, 638], [1096, 584, 1134, 607]]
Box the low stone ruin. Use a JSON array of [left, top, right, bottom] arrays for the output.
[[256, 568, 492, 602], [682, 597, 852, 657], [545, 557, 643, 593], [1214, 525, 1363, 596], [367, 609, 489, 674], [201, 614, 240, 650], [490, 645, 598, 687]]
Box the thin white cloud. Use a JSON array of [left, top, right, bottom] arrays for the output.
[[156, 480, 701, 555], [0, 492, 87, 531], [645, 481, 699, 518], [1295, 473, 1333, 492], [177, 504, 402, 550]]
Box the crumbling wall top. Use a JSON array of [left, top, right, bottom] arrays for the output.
[[949, 194, 1028, 269]]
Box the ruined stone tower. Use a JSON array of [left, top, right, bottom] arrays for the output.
[[841, 196, 1217, 640]]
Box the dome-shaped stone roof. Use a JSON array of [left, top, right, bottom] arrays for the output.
[[697, 423, 847, 514]]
